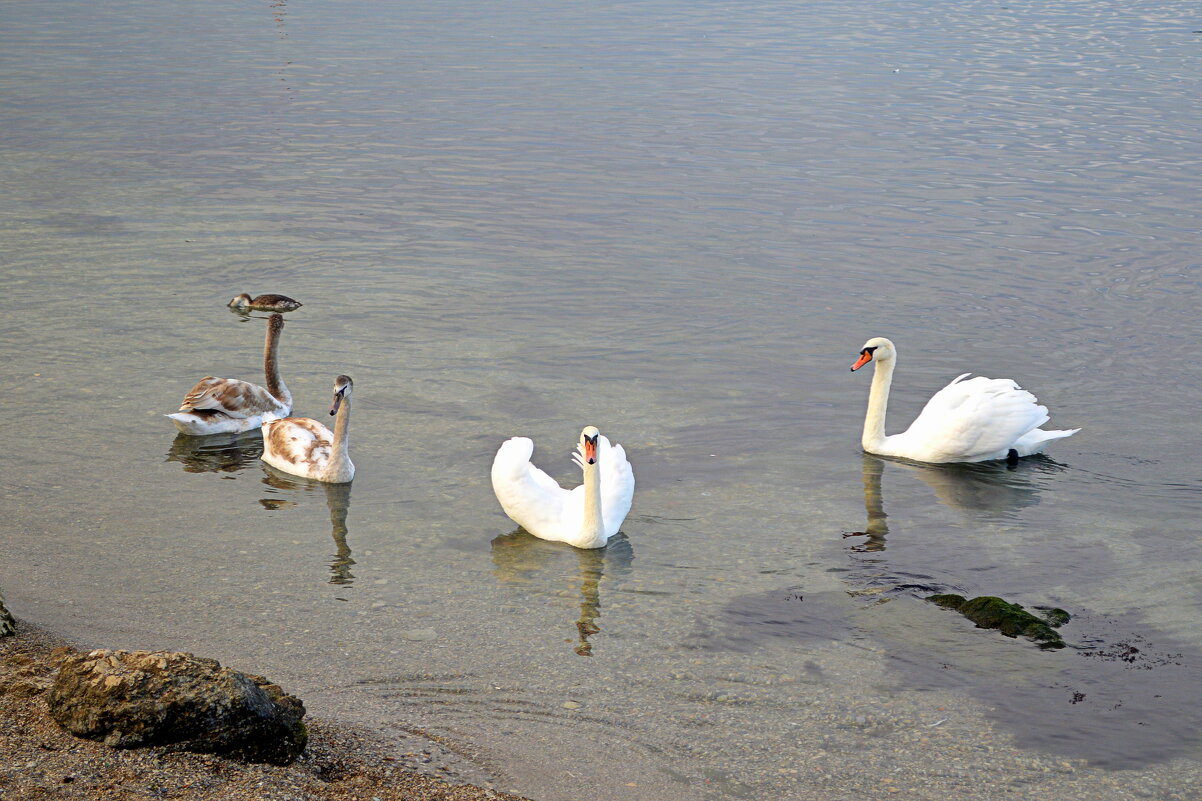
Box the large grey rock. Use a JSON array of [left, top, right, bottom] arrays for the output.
[[47, 649, 307, 764], [0, 594, 14, 637]]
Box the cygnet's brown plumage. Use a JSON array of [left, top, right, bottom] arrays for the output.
[[228, 293, 303, 312], [166, 314, 292, 435]]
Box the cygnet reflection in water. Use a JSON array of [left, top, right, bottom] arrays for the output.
[[260, 465, 356, 586], [165, 432, 264, 475], [490, 530, 633, 656]]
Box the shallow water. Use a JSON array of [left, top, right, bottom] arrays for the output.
[[3, 0, 1202, 798]]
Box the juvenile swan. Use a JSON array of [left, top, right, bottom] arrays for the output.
[[228, 293, 303, 312], [261, 375, 356, 483], [167, 314, 292, 435], [851, 337, 1078, 463], [491, 427, 635, 549]]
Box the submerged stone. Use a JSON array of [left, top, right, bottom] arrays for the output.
[[928, 594, 1069, 649], [1038, 607, 1072, 628], [47, 649, 307, 764]]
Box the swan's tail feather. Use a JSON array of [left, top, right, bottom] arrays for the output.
[[1015, 427, 1080, 456]]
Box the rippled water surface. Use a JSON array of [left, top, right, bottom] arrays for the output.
[[3, 1, 1202, 798]]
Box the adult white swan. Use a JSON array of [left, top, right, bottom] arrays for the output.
[[167, 314, 292, 435], [491, 426, 635, 549], [851, 337, 1078, 464], [261, 375, 356, 483]]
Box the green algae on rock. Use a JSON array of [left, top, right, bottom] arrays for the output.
[[928, 594, 1070, 649]]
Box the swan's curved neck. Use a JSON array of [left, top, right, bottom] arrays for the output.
[[264, 325, 290, 406], [330, 393, 352, 471], [580, 461, 604, 546], [863, 357, 895, 453]]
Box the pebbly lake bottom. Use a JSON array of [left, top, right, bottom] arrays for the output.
[[8, 433, 1198, 801], [6, 416, 1202, 801]]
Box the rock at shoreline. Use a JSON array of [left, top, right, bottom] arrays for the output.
[[928, 594, 1069, 649], [0, 595, 14, 638], [0, 601, 13, 639], [47, 649, 308, 764]]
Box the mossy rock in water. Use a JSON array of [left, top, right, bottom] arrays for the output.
[[928, 594, 1068, 649]]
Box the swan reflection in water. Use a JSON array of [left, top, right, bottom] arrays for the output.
[[490, 531, 634, 656], [261, 466, 356, 586], [846, 453, 1061, 552], [165, 432, 264, 474]]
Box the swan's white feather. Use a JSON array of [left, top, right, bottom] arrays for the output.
[[883, 373, 1077, 462], [166, 406, 287, 436], [491, 434, 635, 548], [599, 441, 635, 535]]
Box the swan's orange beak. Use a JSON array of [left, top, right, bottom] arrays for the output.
[[851, 350, 873, 371], [584, 436, 598, 465]]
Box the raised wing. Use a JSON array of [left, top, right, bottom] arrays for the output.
[[573, 435, 635, 537], [263, 417, 333, 468], [491, 437, 571, 537], [903, 374, 1049, 461], [179, 376, 287, 420]]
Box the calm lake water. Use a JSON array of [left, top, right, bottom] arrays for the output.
[[3, 1, 1202, 798]]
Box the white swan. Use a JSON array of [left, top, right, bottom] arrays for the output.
[[261, 375, 356, 483], [167, 314, 292, 436], [491, 426, 635, 549], [851, 337, 1078, 463]]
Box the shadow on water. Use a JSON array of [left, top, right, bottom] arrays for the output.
[[490, 531, 633, 656], [165, 432, 264, 474], [261, 466, 356, 586], [705, 455, 1202, 768]]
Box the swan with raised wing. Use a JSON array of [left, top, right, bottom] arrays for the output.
[[167, 314, 292, 435], [261, 375, 356, 483], [851, 337, 1078, 463], [491, 426, 635, 549]]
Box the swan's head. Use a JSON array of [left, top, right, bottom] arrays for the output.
[[851, 337, 895, 371], [329, 375, 353, 415], [268, 312, 285, 335], [228, 293, 252, 309], [580, 426, 601, 465]]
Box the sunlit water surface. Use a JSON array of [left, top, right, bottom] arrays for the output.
[[3, 1, 1202, 799]]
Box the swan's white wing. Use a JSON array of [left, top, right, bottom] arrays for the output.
[[179, 376, 287, 419], [491, 437, 571, 538], [902, 374, 1050, 461], [262, 417, 333, 471], [599, 436, 634, 536]]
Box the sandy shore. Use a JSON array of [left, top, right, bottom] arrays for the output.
[[0, 623, 531, 801]]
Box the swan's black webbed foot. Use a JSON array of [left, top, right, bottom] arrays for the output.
[[1006, 449, 1020, 466]]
